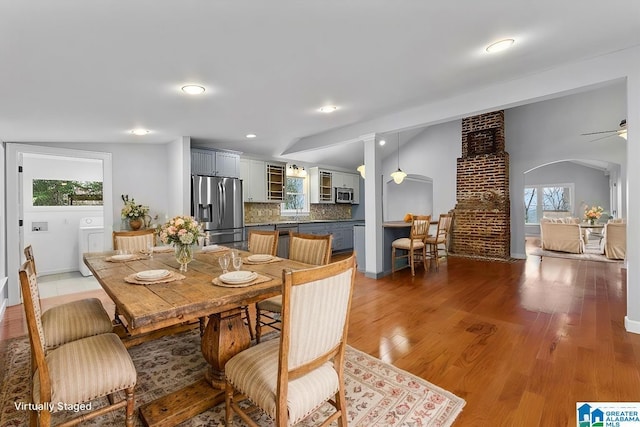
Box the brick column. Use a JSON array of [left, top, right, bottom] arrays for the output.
[[452, 111, 511, 259]]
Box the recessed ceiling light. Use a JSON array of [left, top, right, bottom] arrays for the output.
[[319, 105, 338, 113], [130, 128, 150, 136], [246, 133, 257, 139], [485, 38, 515, 53], [379, 139, 386, 146], [181, 84, 206, 95]]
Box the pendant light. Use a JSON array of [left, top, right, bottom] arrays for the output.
[[390, 132, 406, 184], [356, 164, 365, 179]]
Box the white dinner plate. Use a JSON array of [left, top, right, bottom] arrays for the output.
[[219, 271, 258, 284], [136, 269, 170, 281], [111, 254, 134, 261], [247, 254, 273, 263]]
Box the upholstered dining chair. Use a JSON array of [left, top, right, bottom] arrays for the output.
[[425, 213, 453, 271], [112, 229, 155, 252], [248, 229, 279, 256], [255, 232, 333, 343], [225, 254, 356, 427], [23, 245, 113, 351], [19, 260, 137, 427], [391, 214, 431, 276], [240, 230, 280, 340]]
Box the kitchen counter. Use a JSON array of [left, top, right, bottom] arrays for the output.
[[382, 221, 412, 228]]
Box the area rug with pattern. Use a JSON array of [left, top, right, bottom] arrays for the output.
[[529, 240, 622, 263], [0, 330, 465, 426]]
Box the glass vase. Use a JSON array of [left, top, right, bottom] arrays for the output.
[[175, 244, 193, 272]]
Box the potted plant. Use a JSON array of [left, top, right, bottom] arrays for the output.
[[121, 195, 150, 230]]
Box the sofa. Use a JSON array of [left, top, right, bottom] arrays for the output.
[[539, 217, 584, 254], [603, 221, 626, 260]]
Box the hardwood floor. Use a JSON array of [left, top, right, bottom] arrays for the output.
[[2, 244, 637, 426]]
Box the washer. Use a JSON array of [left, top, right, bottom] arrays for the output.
[[78, 217, 104, 276]]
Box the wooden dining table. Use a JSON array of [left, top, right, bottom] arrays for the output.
[[83, 247, 312, 427]]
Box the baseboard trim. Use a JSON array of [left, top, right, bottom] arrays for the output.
[[365, 271, 386, 279], [625, 316, 640, 335]]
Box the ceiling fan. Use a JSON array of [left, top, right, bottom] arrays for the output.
[[581, 119, 627, 142]]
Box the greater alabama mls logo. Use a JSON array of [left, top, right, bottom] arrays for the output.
[[577, 403, 640, 427]]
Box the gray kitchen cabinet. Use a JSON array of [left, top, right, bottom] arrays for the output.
[[298, 221, 358, 252], [191, 148, 240, 178], [275, 223, 299, 259]]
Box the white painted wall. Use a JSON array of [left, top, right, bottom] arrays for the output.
[[384, 177, 433, 221], [381, 120, 461, 219]]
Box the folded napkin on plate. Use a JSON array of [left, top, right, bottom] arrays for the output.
[[242, 256, 283, 265], [201, 245, 229, 253], [211, 273, 272, 288], [124, 271, 185, 285], [152, 246, 174, 253]]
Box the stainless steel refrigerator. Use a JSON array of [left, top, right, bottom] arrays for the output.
[[191, 175, 244, 245]]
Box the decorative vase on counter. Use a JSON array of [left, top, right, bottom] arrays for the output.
[[129, 218, 143, 230], [589, 218, 595, 225], [175, 244, 194, 272]]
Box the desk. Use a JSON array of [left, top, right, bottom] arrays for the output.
[[84, 249, 311, 427]]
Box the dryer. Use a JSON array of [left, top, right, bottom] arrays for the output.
[[78, 217, 104, 276]]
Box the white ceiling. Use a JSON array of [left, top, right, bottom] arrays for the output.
[[1, 1, 638, 171]]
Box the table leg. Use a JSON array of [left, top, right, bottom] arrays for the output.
[[201, 307, 252, 389], [138, 308, 251, 426]]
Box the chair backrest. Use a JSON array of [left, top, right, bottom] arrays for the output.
[[19, 261, 50, 397], [278, 254, 356, 405], [248, 230, 279, 256], [24, 244, 37, 276], [410, 215, 431, 240], [288, 232, 332, 266], [436, 214, 453, 239], [113, 229, 155, 252]]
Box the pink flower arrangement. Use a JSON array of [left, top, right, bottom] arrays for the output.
[[158, 215, 202, 246]]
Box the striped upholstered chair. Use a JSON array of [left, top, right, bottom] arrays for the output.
[[19, 261, 137, 427], [248, 230, 279, 256], [112, 229, 155, 252], [225, 254, 356, 427], [255, 232, 332, 343], [24, 245, 113, 351]]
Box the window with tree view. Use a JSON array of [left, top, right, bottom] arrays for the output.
[[32, 180, 103, 206], [282, 176, 308, 214], [524, 184, 573, 224]]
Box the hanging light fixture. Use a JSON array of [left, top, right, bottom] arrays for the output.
[[390, 132, 407, 184], [356, 164, 365, 179]]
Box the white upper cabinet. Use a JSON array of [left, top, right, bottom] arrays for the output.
[[240, 159, 267, 202], [191, 148, 240, 178]]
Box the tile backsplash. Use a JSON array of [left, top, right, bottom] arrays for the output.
[[244, 203, 352, 224]]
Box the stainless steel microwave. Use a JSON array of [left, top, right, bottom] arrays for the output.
[[335, 187, 354, 204]]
